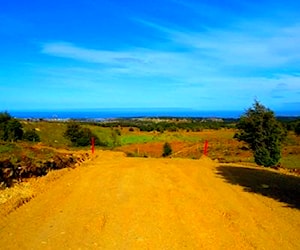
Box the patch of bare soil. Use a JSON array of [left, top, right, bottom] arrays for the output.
[[0, 151, 299, 249], [117, 141, 194, 158]]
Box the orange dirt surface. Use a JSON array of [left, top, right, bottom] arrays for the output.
[[117, 141, 192, 158], [0, 150, 300, 249]]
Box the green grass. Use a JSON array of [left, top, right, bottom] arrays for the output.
[[0, 141, 57, 163], [118, 130, 236, 147], [21, 121, 69, 148], [0, 143, 21, 160], [119, 132, 207, 146], [22, 122, 121, 149], [0, 143, 16, 154], [83, 125, 118, 147], [281, 132, 300, 169], [120, 134, 158, 145], [281, 155, 300, 169]]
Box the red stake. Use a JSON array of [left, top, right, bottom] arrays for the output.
[[91, 137, 95, 154], [203, 140, 208, 156]]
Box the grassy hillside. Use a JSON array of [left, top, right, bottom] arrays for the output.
[[21, 121, 70, 148]]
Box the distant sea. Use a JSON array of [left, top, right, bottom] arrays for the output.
[[9, 108, 299, 120]]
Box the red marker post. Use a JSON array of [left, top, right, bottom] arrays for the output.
[[91, 137, 95, 154], [203, 140, 208, 156]]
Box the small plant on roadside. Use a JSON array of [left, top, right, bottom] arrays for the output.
[[162, 142, 172, 157]]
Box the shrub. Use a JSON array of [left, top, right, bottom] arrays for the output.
[[64, 123, 82, 145], [64, 123, 102, 147], [23, 129, 40, 142], [295, 122, 300, 136], [162, 142, 172, 157], [0, 112, 23, 142]]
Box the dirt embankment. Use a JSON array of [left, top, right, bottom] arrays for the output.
[[0, 151, 90, 188], [0, 151, 299, 249], [0, 151, 90, 217]]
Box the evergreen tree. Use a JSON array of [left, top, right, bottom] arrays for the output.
[[234, 101, 286, 167]]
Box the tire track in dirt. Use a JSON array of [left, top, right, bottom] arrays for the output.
[[0, 150, 299, 249]]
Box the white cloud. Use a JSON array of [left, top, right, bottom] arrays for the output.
[[41, 41, 217, 84], [160, 23, 300, 68], [41, 42, 146, 65], [40, 16, 300, 111], [135, 17, 300, 70]]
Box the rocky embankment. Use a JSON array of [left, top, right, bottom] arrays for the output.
[[0, 152, 90, 188]]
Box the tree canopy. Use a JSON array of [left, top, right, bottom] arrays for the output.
[[0, 112, 23, 142], [64, 122, 103, 147], [234, 101, 286, 167]]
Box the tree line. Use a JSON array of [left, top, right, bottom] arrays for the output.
[[94, 118, 235, 132]]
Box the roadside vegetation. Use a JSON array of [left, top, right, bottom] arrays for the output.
[[1, 107, 300, 189], [0, 113, 91, 188], [162, 142, 172, 157]]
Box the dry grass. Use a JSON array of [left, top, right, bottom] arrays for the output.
[[116, 129, 300, 168], [0, 182, 34, 218]]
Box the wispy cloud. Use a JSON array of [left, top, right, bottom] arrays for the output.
[[42, 42, 146, 65], [138, 19, 300, 69], [41, 41, 216, 83], [40, 12, 300, 111], [42, 12, 300, 77]]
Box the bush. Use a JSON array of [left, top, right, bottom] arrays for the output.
[[23, 130, 40, 142], [75, 128, 93, 146], [234, 101, 286, 167], [64, 123, 82, 145], [0, 112, 23, 142], [295, 122, 300, 136], [64, 123, 102, 147], [162, 142, 172, 157]]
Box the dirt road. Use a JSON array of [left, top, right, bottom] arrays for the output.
[[0, 150, 300, 249]]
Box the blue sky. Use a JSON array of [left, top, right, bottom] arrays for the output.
[[1, 0, 300, 113]]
